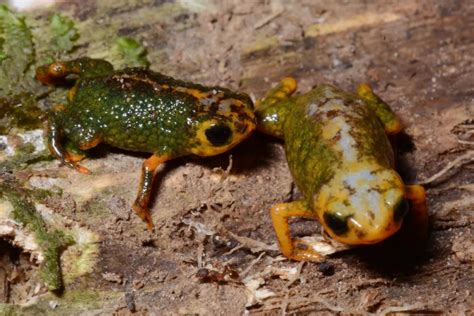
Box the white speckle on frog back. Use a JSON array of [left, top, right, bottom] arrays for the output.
[[322, 116, 358, 162], [344, 169, 375, 187], [307, 103, 318, 116]]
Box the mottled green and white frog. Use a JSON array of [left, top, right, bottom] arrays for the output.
[[36, 58, 256, 229], [255, 77, 428, 261]]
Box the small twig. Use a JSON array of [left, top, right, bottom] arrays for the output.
[[281, 261, 305, 316], [197, 236, 205, 268], [225, 154, 233, 175], [254, 8, 284, 29], [225, 229, 278, 253], [285, 261, 305, 288], [241, 252, 266, 277], [222, 244, 244, 256], [281, 291, 290, 316], [378, 303, 428, 315], [458, 139, 474, 145], [420, 150, 474, 185], [290, 294, 351, 313]]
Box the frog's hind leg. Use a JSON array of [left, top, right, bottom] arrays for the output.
[[47, 115, 91, 174], [357, 83, 402, 135], [271, 200, 323, 261], [36, 58, 114, 86], [132, 154, 171, 231]]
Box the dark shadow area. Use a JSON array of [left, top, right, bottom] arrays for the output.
[[391, 131, 418, 183], [78, 132, 280, 175], [0, 240, 26, 304], [187, 132, 283, 174], [148, 133, 280, 208], [332, 214, 434, 279]]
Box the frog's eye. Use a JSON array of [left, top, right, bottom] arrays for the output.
[[205, 124, 232, 146], [323, 212, 350, 236], [393, 198, 409, 222]]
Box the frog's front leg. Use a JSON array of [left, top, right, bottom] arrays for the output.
[[47, 114, 91, 174], [271, 200, 322, 261], [357, 83, 402, 134], [132, 154, 171, 231], [256, 77, 297, 138], [257, 77, 297, 108], [404, 185, 429, 242], [36, 58, 114, 86]]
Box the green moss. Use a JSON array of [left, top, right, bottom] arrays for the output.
[[114, 36, 149, 67], [49, 14, 79, 55], [1, 289, 122, 315], [0, 5, 45, 133], [0, 304, 15, 316], [0, 183, 74, 291], [0, 8, 82, 134], [0, 5, 35, 88], [0, 143, 52, 173]]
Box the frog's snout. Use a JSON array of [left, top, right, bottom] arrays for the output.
[[317, 167, 407, 245], [36, 62, 67, 85]]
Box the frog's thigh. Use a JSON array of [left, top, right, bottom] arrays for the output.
[[404, 184, 429, 241], [132, 154, 171, 231], [271, 200, 321, 261], [77, 136, 102, 150]]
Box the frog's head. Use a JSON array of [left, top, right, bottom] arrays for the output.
[[189, 90, 256, 156], [315, 165, 408, 245]]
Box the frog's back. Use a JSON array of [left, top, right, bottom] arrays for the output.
[[283, 84, 395, 202], [61, 68, 249, 154]]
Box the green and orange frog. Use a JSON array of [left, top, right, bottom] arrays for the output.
[[36, 58, 256, 230], [255, 78, 428, 261]]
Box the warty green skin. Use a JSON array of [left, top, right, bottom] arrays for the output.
[[53, 67, 254, 157]]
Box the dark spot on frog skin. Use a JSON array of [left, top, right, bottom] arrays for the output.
[[343, 183, 356, 195], [317, 97, 329, 107], [354, 228, 366, 239], [326, 110, 340, 118], [323, 212, 351, 236], [205, 124, 232, 146], [393, 198, 409, 222], [367, 210, 375, 220]]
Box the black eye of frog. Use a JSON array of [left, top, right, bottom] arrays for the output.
[[205, 124, 232, 146], [323, 212, 350, 236]]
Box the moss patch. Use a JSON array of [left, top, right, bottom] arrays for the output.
[[0, 182, 74, 291]]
